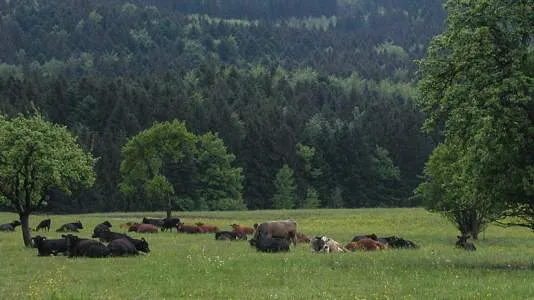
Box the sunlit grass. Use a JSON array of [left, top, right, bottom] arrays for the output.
[[1, 208, 533, 299]]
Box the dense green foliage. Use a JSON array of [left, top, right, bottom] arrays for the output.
[[119, 120, 245, 211], [2, 209, 534, 299], [0, 0, 445, 212], [416, 1, 534, 235], [0, 114, 95, 245]]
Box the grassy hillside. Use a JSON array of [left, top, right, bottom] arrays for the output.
[[1, 208, 533, 299]]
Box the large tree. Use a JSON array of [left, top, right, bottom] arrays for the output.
[[0, 114, 95, 247], [119, 120, 245, 212], [416, 1, 534, 235]]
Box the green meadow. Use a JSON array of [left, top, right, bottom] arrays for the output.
[[1, 208, 533, 300]]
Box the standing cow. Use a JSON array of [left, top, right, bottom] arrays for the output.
[[34, 219, 51, 232], [252, 220, 298, 247]]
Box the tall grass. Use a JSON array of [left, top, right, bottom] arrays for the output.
[[1, 208, 533, 299]]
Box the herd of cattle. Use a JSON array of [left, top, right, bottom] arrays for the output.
[[0, 216, 477, 257]]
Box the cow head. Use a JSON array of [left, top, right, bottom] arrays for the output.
[[74, 221, 84, 229], [102, 221, 112, 228], [138, 237, 150, 253], [31, 235, 46, 248], [311, 236, 329, 252]]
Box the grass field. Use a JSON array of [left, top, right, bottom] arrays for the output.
[[1, 208, 533, 299]]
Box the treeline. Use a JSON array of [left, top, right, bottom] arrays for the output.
[[0, 0, 444, 212]]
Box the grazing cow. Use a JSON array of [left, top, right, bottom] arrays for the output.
[[161, 217, 181, 232], [62, 234, 110, 258], [142, 217, 164, 227], [196, 222, 220, 233], [34, 219, 51, 232], [215, 231, 247, 241], [107, 238, 138, 256], [92, 230, 129, 243], [176, 223, 202, 234], [93, 221, 112, 234], [378, 236, 418, 249], [56, 221, 83, 232], [254, 236, 290, 253], [252, 220, 298, 246], [31, 235, 68, 256], [345, 238, 385, 251], [0, 220, 21, 232], [351, 233, 379, 242], [231, 224, 255, 235], [129, 223, 158, 233], [310, 236, 348, 253], [456, 235, 476, 251]]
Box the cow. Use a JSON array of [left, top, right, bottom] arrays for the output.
[[351, 234, 379, 242], [176, 223, 202, 234], [62, 234, 110, 258], [31, 235, 68, 256], [93, 221, 112, 234], [142, 217, 164, 227], [378, 236, 418, 249], [127, 237, 150, 253], [254, 236, 290, 253], [161, 217, 181, 232], [252, 220, 298, 246], [230, 224, 255, 235], [34, 219, 51, 232], [107, 238, 138, 256], [0, 220, 21, 232], [456, 235, 476, 251], [345, 238, 386, 251], [296, 232, 311, 243], [129, 223, 158, 233], [56, 221, 83, 232], [310, 236, 348, 253], [215, 231, 247, 241], [196, 222, 220, 233], [92, 230, 129, 243], [120, 222, 137, 230]]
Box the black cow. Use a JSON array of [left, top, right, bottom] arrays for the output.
[[215, 231, 247, 241], [93, 221, 112, 234], [107, 238, 138, 256], [62, 234, 110, 258], [161, 217, 181, 232], [0, 220, 21, 232], [254, 236, 290, 253], [92, 230, 129, 243], [56, 221, 83, 232], [32, 235, 68, 256], [127, 237, 150, 253], [142, 217, 164, 227], [35, 219, 51, 232], [456, 235, 476, 251], [378, 236, 418, 249]]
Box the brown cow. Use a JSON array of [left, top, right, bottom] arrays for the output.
[[196, 222, 220, 233], [231, 224, 254, 235], [296, 232, 311, 243], [252, 220, 298, 246], [345, 238, 386, 251], [129, 223, 158, 233]]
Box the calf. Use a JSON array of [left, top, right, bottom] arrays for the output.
[[255, 236, 290, 253], [62, 234, 110, 258], [31, 235, 68, 256], [0, 220, 21, 232], [161, 217, 181, 232], [56, 221, 83, 232], [93, 221, 112, 234], [456, 235, 476, 251], [107, 238, 138, 256], [34, 219, 51, 232], [215, 231, 247, 241], [311, 236, 348, 253]]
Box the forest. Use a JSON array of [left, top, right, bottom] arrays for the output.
[[0, 0, 446, 212]]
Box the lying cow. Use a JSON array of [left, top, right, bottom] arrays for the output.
[[230, 224, 254, 235], [107, 238, 138, 256], [93, 221, 112, 234], [311, 236, 348, 253], [34, 219, 51, 232], [56, 221, 83, 232], [176, 223, 202, 233], [0, 220, 21, 232], [161, 217, 181, 232], [351, 234, 379, 242], [62, 234, 110, 258], [32, 235, 68, 256], [456, 235, 476, 251], [142, 217, 164, 227], [92, 230, 129, 243], [252, 220, 298, 246], [378, 236, 418, 249], [197, 222, 220, 233], [345, 238, 386, 251], [129, 223, 158, 233], [215, 231, 247, 241], [254, 236, 290, 253]]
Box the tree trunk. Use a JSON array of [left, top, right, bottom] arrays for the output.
[[166, 198, 172, 218], [19, 213, 32, 247]]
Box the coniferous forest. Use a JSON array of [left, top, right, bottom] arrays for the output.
[[0, 0, 446, 212]]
